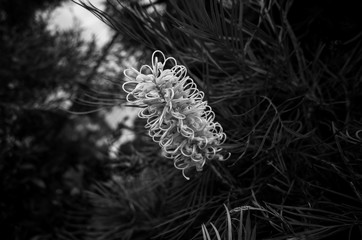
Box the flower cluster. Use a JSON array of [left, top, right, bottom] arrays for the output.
[[122, 50, 228, 179]]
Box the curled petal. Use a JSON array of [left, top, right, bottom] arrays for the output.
[[124, 67, 140, 80], [139, 64, 153, 75], [122, 50, 229, 179], [136, 74, 154, 82], [182, 170, 190, 181], [170, 109, 186, 120], [178, 120, 194, 138], [174, 154, 189, 170]]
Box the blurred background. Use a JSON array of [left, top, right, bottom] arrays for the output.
[[0, 0, 146, 238]]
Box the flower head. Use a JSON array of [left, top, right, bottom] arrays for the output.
[[122, 50, 228, 179]]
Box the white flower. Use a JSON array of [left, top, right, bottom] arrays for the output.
[[122, 50, 228, 179]]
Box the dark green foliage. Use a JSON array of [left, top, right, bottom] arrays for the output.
[[0, 0, 117, 239]]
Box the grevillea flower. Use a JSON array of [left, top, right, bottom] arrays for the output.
[[122, 50, 228, 179]]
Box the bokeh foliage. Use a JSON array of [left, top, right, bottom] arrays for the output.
[[0, 0, 116, 239]]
